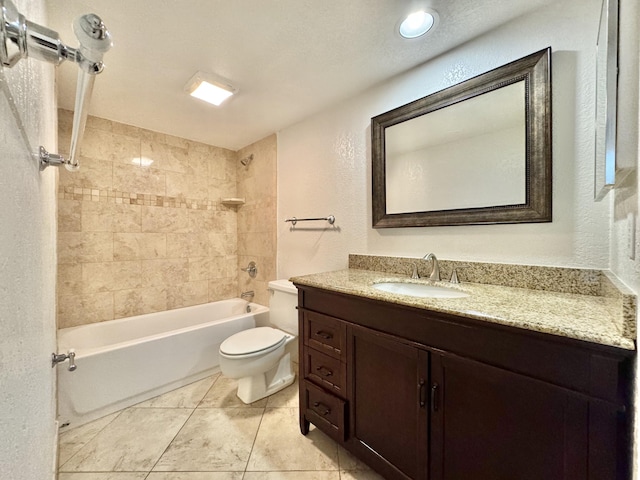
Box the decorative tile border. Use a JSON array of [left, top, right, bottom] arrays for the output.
[[58, 186, 235, 211]]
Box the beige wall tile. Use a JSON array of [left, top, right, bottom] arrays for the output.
[[141, 141, 189, 174], [113, 163, 166, 196], [81, 127, 140, 164], [58, 157, 113, 190], [188, 210, 224, 233], [167, 280, 209, 309], [111, 261, 143, 291], [57, 263, 82, 297], [166, 172, 208, 200], [114, 286, 167, 319], [83, 202, 142, 233], [56, 114, 277, 327], [188, 257, 211, 281], [58, 292, 114, 328], [141, 258, 190, 287], [142, 206, 189, 233], [210, 233, 237, 256], [114, 233, 166, 261], [58, 232, 113, 264], [166, 232, 211, 258], [211, 255, 238, 279], [82, 262, 114, 293], [58, 199, 82, 232], [209, 279, 237, 302]]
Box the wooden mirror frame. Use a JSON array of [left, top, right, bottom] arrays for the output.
[[372, 48, 552, 228]]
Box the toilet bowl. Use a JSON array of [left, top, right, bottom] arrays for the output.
[[219, 280, 298, 404]]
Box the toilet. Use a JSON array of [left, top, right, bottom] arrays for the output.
[[219, 279, 298, 404]]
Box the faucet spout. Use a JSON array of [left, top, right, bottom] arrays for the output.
[[423, 253, 440, 281]]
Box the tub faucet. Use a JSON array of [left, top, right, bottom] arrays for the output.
[[423, 253, 440, 281], [241, 291, 254, 312]]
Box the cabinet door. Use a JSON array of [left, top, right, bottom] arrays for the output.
[[430, 352, 590, 480], [348, 325, 429, 480]]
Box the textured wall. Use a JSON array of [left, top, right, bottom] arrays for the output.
[[57, 110, 239, 328], [277, 0, 610, 278], [237, 135, 278, 306], [0, 0, 57, 477]]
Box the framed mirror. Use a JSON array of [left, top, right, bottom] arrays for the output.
[[594, 0, 618, 201], [372, 48, 552, 228]]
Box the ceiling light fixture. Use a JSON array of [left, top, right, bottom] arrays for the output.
[[184, 71, 237, 106], [399, 10, 437, 39]]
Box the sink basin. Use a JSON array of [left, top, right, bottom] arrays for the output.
[[373, 282, 469, 299]]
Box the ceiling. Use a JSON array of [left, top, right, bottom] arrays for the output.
[[46, 0, 553, 151]]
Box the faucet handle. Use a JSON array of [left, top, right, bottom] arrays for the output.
[[449, 265, 468, 284], [410, 263, 419, 279]]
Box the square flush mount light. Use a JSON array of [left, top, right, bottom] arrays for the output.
[[185, 71, 237, 106]]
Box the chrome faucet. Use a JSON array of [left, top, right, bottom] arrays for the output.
[[423, 253, 440, 281], [241, 291, 255, 312]]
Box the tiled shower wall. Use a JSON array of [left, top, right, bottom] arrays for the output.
[[57, 110, 242, 329], [237, 135, 277, 306]]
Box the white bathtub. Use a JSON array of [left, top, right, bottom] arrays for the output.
[[57, 299, 268, 428]]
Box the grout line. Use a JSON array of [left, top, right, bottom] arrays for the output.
[[57, 409, 124, 472]]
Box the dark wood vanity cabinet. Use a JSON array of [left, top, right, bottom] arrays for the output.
[[297, 284, 633, 480]]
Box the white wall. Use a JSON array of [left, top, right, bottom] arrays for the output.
[[277, 0, 608, 278], [0, 0, 58, 478]]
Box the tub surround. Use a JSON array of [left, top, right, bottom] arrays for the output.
[[291, 255, 636, 350]]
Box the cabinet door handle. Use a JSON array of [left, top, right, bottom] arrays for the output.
[[313, 401, 331, 415], [315, 330, 333, 340], [431, 383, 439, 412], [418, 379, 426, 407], [316, 366, 333, 377]]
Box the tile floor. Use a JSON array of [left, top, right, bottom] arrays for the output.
[[57, 370, 384, 480]]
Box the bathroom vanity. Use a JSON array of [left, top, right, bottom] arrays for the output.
[[294, 264, 635, 480]]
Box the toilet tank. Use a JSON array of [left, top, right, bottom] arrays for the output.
[[268, 279, 298, 335]]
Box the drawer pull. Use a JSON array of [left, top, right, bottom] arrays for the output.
[[315, 330, 333, 340], [316, 366, 333, 377], [313, 401, 331, 416]]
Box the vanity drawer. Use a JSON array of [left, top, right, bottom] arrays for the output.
[[303, 379, 346, 442], [303, 310, 346, 359], [304, 347, 347, 397]]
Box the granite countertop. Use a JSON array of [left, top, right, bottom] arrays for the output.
[[291, 268, 636, 351]]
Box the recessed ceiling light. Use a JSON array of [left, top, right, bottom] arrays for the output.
[[184, 71, 237, 106], [399, 10, 437, 39]]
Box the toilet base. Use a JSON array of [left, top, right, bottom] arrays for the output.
[[236, 352, 295, 404]]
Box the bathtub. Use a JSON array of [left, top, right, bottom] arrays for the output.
[[57, 299, 268, 428]]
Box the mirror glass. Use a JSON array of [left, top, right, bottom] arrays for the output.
[[385, 81, 526, 213], [594, 0, 618, 200], [372, 48, 552, 228]]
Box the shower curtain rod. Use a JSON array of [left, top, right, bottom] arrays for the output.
[[0, 0, 112, 171]]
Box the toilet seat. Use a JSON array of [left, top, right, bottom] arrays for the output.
[[220, 327, 287, 358]]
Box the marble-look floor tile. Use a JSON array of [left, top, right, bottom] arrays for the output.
[[58, 473, 147, 480], [265, 376, 299, 408], [337, 447, 372, 471], [198, 375, 268, 408], [58, 412, 121, 467], [147, 473, 243, 479], [60, 408, 192, 472], [339, 470, 386, 480], [135, 375, 218, 408], [247, 408, 339, 471], [243, 472, 340, 480], [153, 408, 264, 472]]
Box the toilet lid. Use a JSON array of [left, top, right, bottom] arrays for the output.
[[220, 327, 287, 356]]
